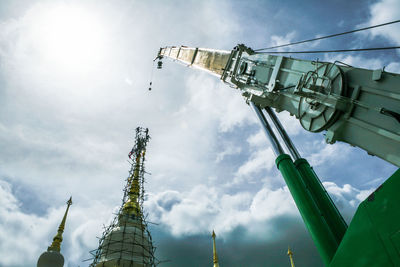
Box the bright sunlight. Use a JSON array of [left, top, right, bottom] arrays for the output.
[[28, 4, 108, 72]]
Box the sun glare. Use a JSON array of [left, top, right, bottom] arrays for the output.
[[30, 4, 107, 72]]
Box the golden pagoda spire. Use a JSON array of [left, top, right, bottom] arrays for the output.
[[287, 246, 295, 267], [212, 230, 220, 267], [90, 127, 155, 267], [122, 149, 145, 217], [48, 197, 73, 252]]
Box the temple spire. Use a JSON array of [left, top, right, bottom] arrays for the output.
[[121, 150, 144, 217], [89, 127, 155, 267], [37, 197, 72, 267], [48, 197, 73, 252], [212, 230, 220, 267], [287, 247, 295, 267]]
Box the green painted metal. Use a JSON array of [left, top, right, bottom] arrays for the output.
[[295, 158, 348, 245], [276, 154, 338, 265], [330, 168, 400, 267]]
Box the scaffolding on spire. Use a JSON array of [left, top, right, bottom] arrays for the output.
[[88, 127, 157, 267]]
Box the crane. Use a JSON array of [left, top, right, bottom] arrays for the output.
[[155, 45, 400, 266]]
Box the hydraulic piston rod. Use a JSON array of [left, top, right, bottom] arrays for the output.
[[251, 102, 338, 265], [250, 102, 284, 156], [264, 107, 348, 245], [264, 107, 301, 161]]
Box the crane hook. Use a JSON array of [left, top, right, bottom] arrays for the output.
[[157, 60, 163, 69]]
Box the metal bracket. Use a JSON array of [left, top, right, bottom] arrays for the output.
[[372, 69, 383, 81], [267, 56, 283, 92], [221, 48, 236, 81]]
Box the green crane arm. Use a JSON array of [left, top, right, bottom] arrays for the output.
[[158, 44, 400, 167]]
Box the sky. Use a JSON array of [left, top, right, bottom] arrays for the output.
[[0, 0, 399, 266]]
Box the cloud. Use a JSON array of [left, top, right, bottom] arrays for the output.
[[275, 111, 303, 136], [323, 181, 374, 221], [0, 178, 118, 267], [0, 0, 251, 199], [145, 177, 370, 240], [385, 62, 400, 73], [184, 73, 255, 133], [269, 31, 297, 51], [247, 130, 266, 147], [235, 148, 275, 179], [0, 173, 376, 266], [366, 0, 400, 45], [322, 53, 385, 69], [0, 1, 256, 265], [305, 139, 351, 167], [215, 145, 242, 163], [0, 1, 398, 267], [0, 180, 44, 266]]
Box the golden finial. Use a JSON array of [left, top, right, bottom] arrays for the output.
[[48, 197, 72, 252], [287, 246, 295, 267], [212, 230, 220, 267]]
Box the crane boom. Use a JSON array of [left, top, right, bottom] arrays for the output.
[[158, 46, 230, 77], [158, 45, 400, 167], [157, 45, 400, 266]]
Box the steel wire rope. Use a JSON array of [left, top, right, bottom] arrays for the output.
[[255, 46, 400, 54], [148, 60, 155, 91], [254, 19, 400, 51]]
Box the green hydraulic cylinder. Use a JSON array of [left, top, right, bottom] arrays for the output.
[[294, 158, 348, 245], [276, 154, 338, 266], [264, 107, 347, 247], [249, 101, 339, 266], [253, 103, 338, 265]]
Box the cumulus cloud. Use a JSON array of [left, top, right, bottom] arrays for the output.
[[269, 31, 297, 51], [145, 177, 371, 240], [0, 179, 114, 266], [324, 181, 374, 221], [183, 73, 254, 133], [215, 145, 242, 163], [0, 181, 44, 266], [305, 139, 351, 167], [365, 0, 400, 45], [322, 53, 385, 70], [0, 0, 251, 200], [0, 1, 254, 265], [0, 1, 398, 267], [247, 130, 266, 148], [0, 173, 376, 266], [146, 183, 293, 238], [235, 148, 275, 179]]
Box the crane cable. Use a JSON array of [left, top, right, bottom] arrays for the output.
[[148, 60, 155, 91], [254, 19, 400, 52], [255, 46, 400, 54]]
